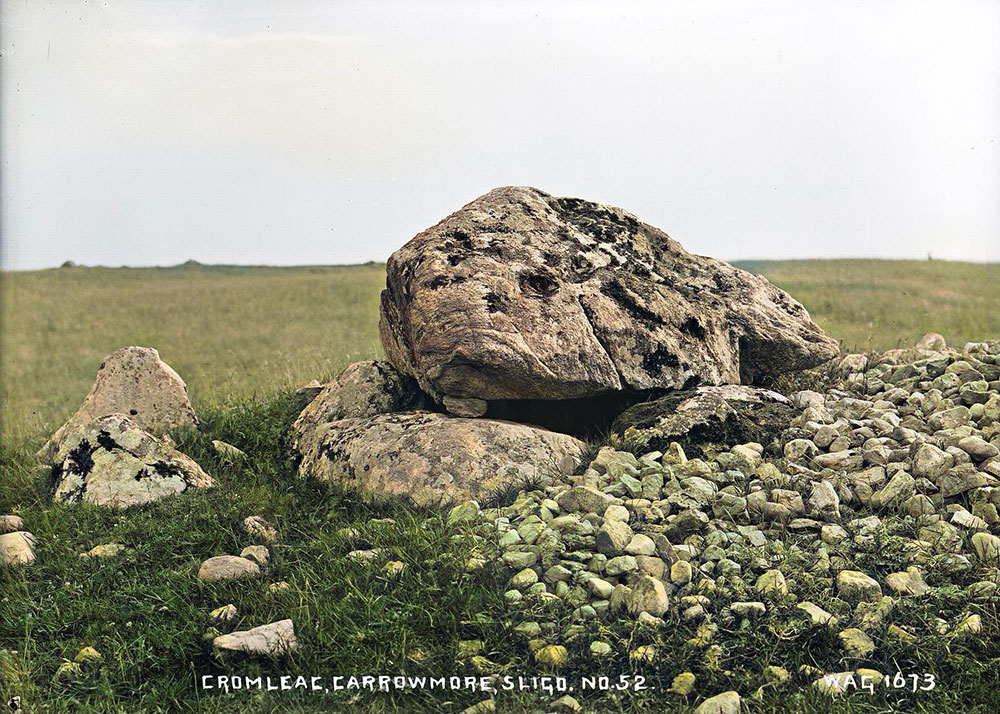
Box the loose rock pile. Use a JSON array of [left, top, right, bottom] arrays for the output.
[[448, 336, 999, 696]]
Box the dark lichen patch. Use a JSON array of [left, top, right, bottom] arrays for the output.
[[517, 199, 538, 218], [565, 253, 597, 282], [426, 275, 466, 290], [446, 229, 474, 251], [518, 269, 560, 298], [599, 279, 664, 325], [712, 272, 738, 293], [150, 460, 183, 479], [551, 197, 640, 244], [95, 430, 120, 452], [134, 468, 151, 482], [680, 316, 707, 339], [66, 439, 95, 477], [641, 346, 681, 376], [484, 292, 504, 313], [682, 373, 702, 389]]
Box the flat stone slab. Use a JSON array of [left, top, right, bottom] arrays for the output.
[[212, 619, 298, 656], [297, 411, 586, 506]]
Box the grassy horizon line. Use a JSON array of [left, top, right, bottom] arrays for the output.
[[2, 256, 999, 275]]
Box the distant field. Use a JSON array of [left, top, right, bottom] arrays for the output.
[[0, 263, 386, 441], [738, 258, 999, 354], [2, 259, 997, 441]]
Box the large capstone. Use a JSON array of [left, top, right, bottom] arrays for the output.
[[51, 413, 214, 507], [378, 187, 838, 406], [38, 346, 197, 463], [296, 411, 586, 506]]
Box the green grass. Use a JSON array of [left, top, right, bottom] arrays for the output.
[[0, 263, 386, 442], [2, 258, 999, 712], [4, 394, 998, 713], [734, 259, 1000, 354]]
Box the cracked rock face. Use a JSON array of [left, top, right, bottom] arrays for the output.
[[296, 411, 586, 506], [52, 414, 214, 507], [379, 186, 838, 404], [38, 346, 197, 463]]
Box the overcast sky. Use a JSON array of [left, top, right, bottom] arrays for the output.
[[2, 0, 998, 270]]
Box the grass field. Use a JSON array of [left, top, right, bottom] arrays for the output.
[[2, 258, 999, 713], [2, 259, 997, 442]]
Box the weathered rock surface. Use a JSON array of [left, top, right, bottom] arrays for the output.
[[38, 347, 197, 463], [0, 515, 24, 534], [611, 385, 796, 455], [51, 414, 214, 507], [243, 515, 277, 542], [379, 186, 838, 405], [197, 555, 261, 581], [1, 531, 36, 565], [292, 360, 426, 453], [297, 411, 586, 505], [212, 619, 298, 656]]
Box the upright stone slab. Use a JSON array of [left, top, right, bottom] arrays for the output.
[[38, 346, 197, 463]]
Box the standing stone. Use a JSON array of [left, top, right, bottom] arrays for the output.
[[38, 347, 197, 463], [51, 414, 214, 508], [379, 187, 838, 406]]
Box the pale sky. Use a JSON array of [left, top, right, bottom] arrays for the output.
[[2, 0, 998, 270]]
